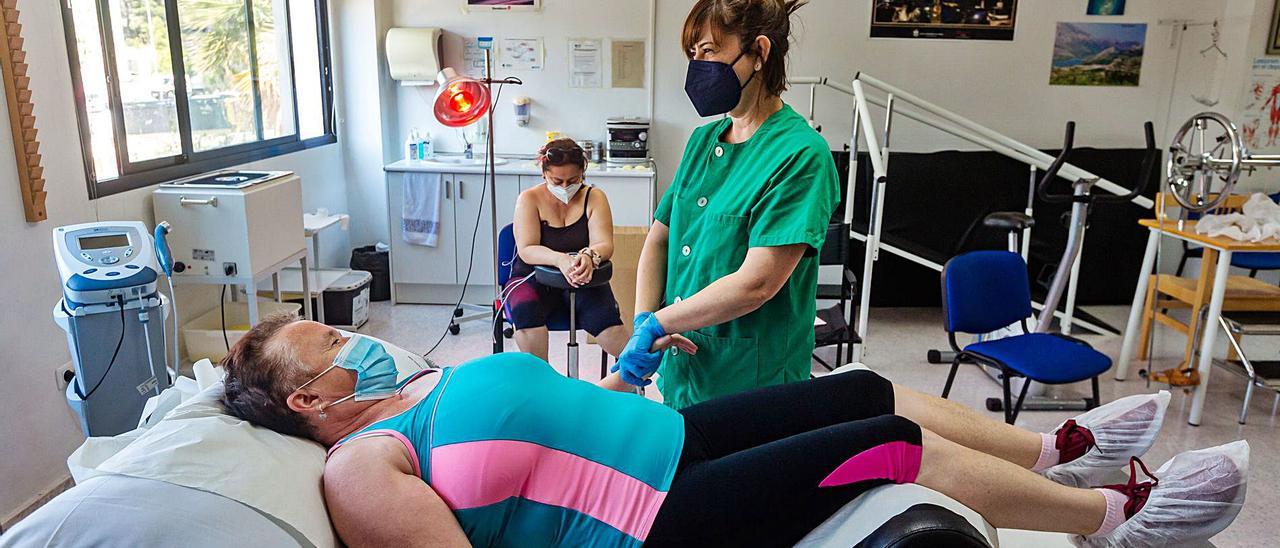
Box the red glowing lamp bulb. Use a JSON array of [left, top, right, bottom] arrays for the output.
[[433, 68, 491, 128]]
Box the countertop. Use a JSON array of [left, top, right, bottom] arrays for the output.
[[384, 158, 655, 178]]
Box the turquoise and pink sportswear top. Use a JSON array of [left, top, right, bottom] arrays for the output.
[[328, 353, 685, 547]]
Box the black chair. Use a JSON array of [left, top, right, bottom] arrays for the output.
[[814, 222, 862, 372], [530, 262, 614, 380]]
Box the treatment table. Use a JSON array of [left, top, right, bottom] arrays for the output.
[[2, 365, 1025, 547]]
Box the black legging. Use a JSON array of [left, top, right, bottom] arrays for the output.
[[645, 370, 923, 547]]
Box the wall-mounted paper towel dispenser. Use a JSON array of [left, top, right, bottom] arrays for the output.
[[386, 27, 442, 84]]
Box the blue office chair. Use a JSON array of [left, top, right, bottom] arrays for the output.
[[940, 251, 1110, 424], [497, 224, 616, 382]]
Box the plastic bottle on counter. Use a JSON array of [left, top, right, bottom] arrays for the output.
[[421, 131, 434, 159], [405, 128, 420, 161]]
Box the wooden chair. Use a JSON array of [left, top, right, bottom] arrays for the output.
[[1137, 194, 1280, 367]]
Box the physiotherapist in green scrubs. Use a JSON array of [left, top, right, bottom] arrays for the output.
[[613, 0, 839, 409]]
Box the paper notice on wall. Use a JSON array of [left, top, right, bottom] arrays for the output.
[[568, 39, 602, 88], [1240, 57, 1280, 155], [611, 39, 646, 88], [462, 37, 491, 77], [501, 37, 544, 70]]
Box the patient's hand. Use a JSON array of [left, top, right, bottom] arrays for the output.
[[651, 333, 697, 355]]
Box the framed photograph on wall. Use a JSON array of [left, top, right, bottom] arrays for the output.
[[1049, 22, 1146, 87], [465, 0, 541, 12], [1086, 0, 1125, 16], [871, 1, 1018, 41], [1270, 0, 1280, 55]]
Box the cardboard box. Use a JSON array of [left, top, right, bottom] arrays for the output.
[[610, 225, 649, 323], [588, 225, 648, 346]]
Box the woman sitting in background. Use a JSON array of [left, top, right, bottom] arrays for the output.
[[505, 138, 629, 360]]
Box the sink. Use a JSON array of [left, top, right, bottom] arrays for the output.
[[416, 156, 508, 167]]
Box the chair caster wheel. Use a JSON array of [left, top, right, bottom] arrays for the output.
[[453, 307, 463, 318], [503, 327, 514, 339], [449, 323, 461, 335], [985, 398, 1003, 412]]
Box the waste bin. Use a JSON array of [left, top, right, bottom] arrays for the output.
[[350, 245, 391, 301]]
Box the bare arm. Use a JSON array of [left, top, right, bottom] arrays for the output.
[[634, 221, 670, 315], [512, 191, 573, 270], [585, 188, 615, 261], [653, 244, 806, 334], [325, 438, 471, 548]]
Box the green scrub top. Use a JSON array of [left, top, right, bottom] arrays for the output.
[[654, 104, 839, 409]]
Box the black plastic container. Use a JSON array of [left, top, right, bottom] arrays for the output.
[[350, 245, 390, 301]]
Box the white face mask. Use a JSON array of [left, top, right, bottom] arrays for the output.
[[546, 181, 582, 204]]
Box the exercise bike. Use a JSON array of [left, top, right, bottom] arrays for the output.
[[931, 121, 1159, 413]]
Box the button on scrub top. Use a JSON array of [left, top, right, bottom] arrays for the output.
[[653, 104, 840, 409]]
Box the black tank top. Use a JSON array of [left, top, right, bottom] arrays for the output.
[[512, 186, 592, 278]]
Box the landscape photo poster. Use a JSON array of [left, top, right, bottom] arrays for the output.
[[1239, 57, 1280, 155], [1087, 0, 1125, 16], [1049, 22, 1146, 87], [870, 1, 1017, 41]]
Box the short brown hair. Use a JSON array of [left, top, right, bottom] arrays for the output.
[[681, 0, 807, 98], [538, 138, 587, 173], [220, 313, 316, 439]]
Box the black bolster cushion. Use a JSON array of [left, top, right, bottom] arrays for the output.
[[854, 503, 992, 548]]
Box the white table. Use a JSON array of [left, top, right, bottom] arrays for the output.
[[301, 212, 351, 325], [1115, 219, 1280, 425], [172, 248, 312, 326]]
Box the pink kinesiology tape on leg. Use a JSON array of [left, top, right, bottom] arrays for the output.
[[818, 441, 923, 488]]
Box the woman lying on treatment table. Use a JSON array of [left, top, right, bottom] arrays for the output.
[[220, 316, 1247, 548]]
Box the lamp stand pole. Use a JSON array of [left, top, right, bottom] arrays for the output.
[[485, 48, 503, 354], [445, 50, 518, 353]]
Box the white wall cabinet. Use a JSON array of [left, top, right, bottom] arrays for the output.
[[387, 163, 654, 304]]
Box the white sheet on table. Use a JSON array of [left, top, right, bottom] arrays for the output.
[[1194, 193, 1280, 241]]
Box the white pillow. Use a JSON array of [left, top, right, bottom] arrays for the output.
[[66, 335, 434, 548], [71, 382, 336, 548]]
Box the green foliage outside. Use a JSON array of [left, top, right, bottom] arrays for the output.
[[118, 0, 284, 140], [1049, 57, 1142, 87]]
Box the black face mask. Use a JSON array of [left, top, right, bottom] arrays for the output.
[[684, 49, 757, 117]]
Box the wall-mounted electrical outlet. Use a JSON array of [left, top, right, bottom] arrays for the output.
[[55, 363, 75, 392]]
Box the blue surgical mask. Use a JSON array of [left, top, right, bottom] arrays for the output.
[[296, 335, 416, 411], [684, 49, 756, 117]]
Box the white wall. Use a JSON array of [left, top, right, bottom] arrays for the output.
[[0, 1, 350, 522], [392, 0, 653, 156], [343, 0, 657, 245], [651, 0, 1258, 192], [343, 0, 1275, 246]]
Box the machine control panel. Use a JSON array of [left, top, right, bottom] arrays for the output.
[[53, 221, 160, 306]]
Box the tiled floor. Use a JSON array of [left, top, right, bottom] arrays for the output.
[[363, 301, 1276, 547]]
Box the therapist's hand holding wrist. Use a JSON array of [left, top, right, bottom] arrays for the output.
[[613, 312, 666, 386], [613, 313, 698, 386]]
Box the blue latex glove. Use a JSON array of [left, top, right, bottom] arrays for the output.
[[611, 312, 667, 386]]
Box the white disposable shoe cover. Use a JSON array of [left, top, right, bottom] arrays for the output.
[[1045, 391, 1171, 488], [1073, 440, 1249, 548]]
